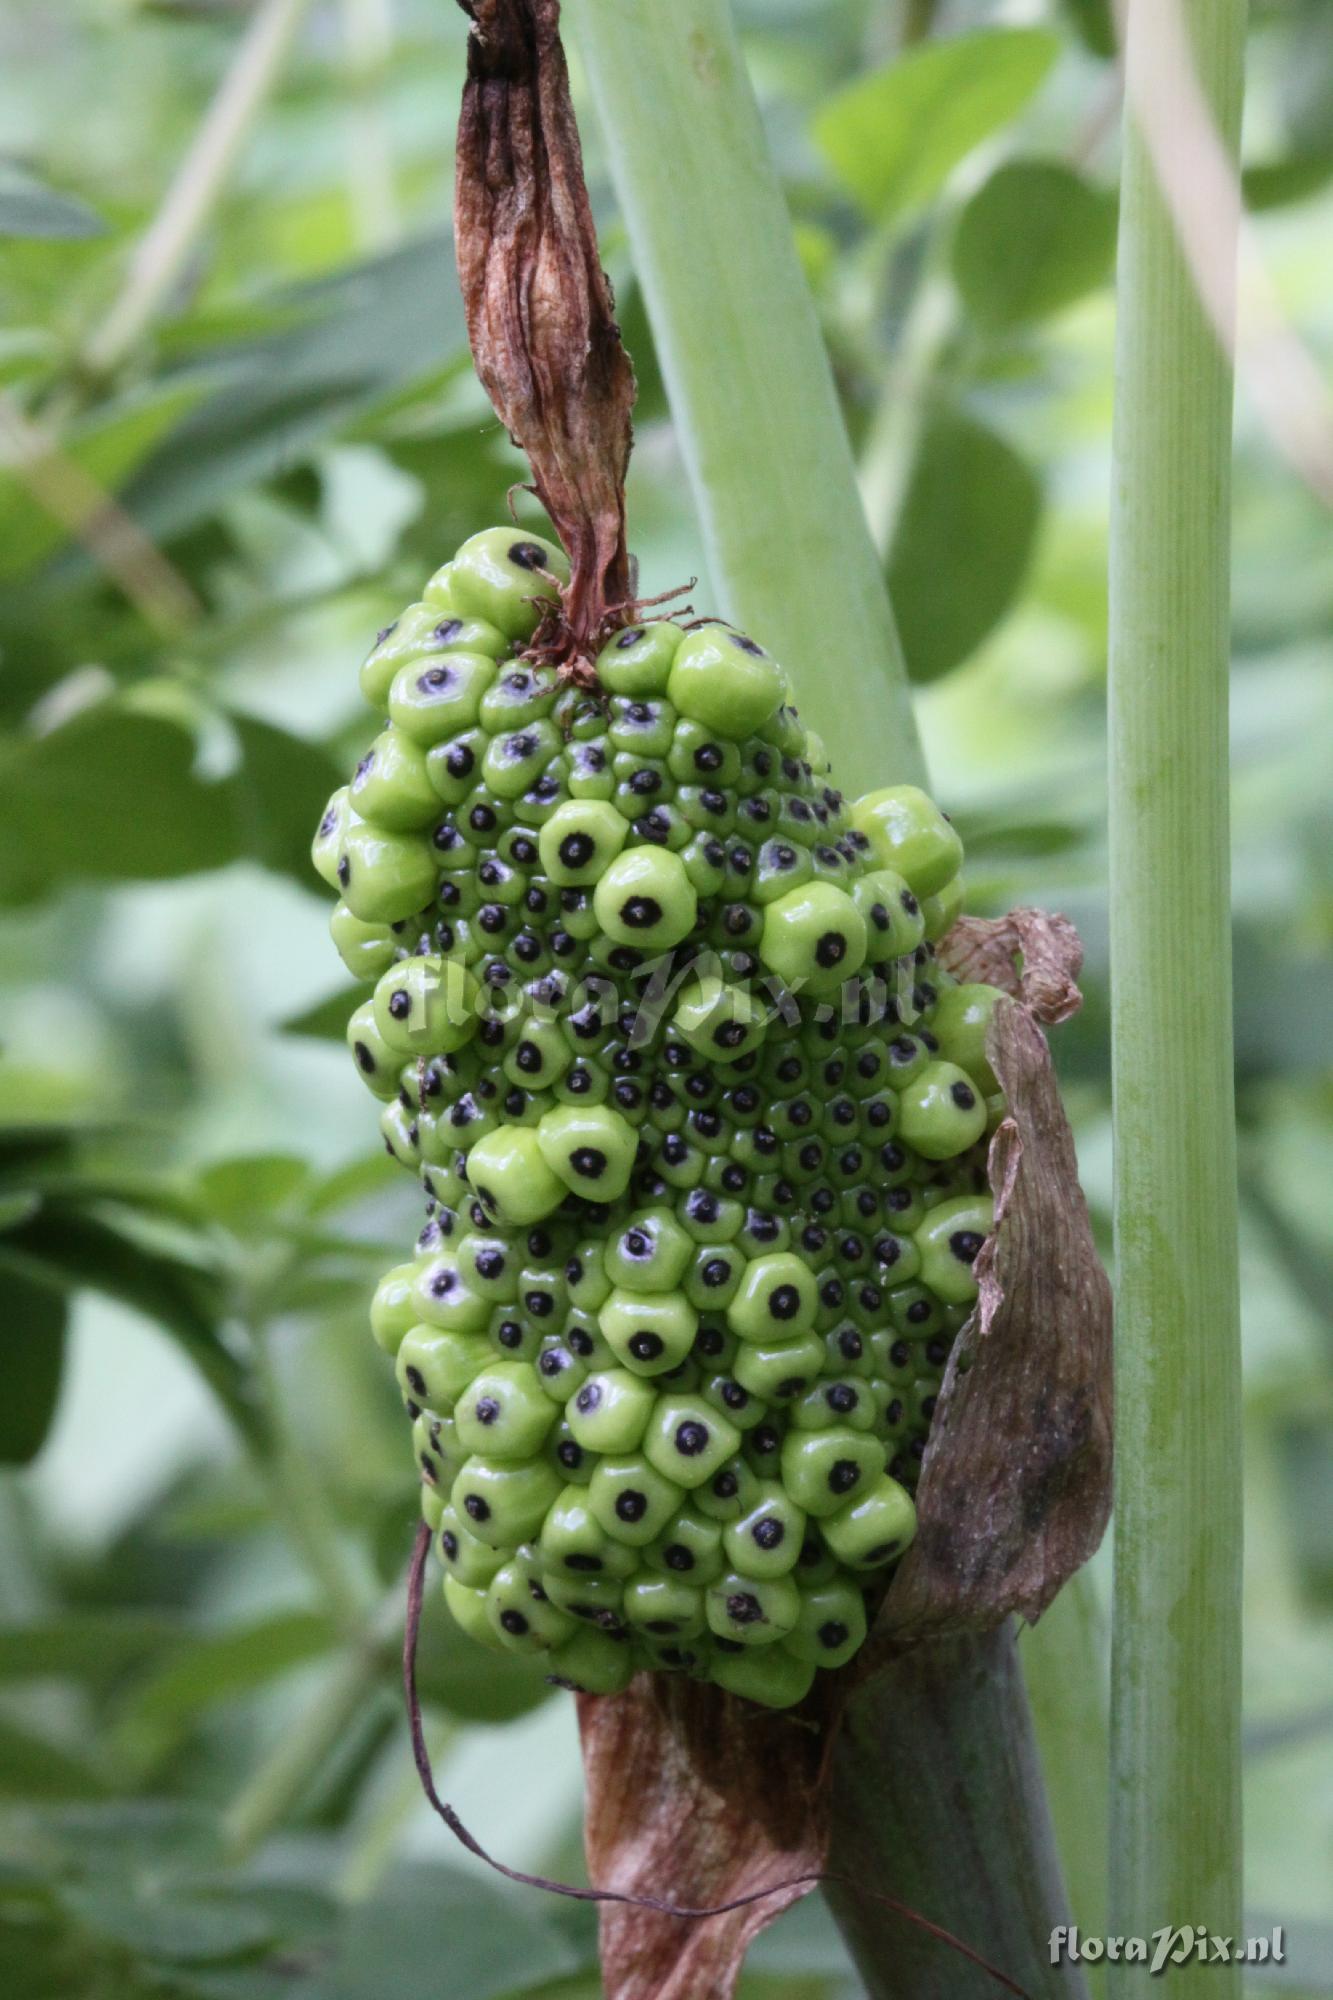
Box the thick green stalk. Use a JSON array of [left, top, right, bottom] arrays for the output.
[[1108, 1, 1246, 1987], [566, 0, 925, 796]]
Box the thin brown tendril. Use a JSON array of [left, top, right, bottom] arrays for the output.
[[403, 1521, 1030, 1998]]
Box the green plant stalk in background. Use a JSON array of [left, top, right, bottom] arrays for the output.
[[1108, 0, 1246, 1987], [567, 0, 925, 798]]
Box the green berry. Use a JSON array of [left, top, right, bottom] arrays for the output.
[[536, 1104, 637, 1201], [920, 875, 965, 942], [370, 1260, 425, 1355], [465, 1124, 566, 1226], [337, 819, 436, 924], [388, 651, 498, 746], [598, 1288, 698, 1375], [723, 1480, 806, 1580], [728, 1252, 819, 1342], [896, 1062, 988, 1161], [710, 1644, 815, 1708], [822, 1473, 917, 1569], [312, 787, 350, 888], [852, 786, 964, 897], [593, 846, 698, 951], [539, 1488, 637, 1578], [443, 1575, 506, 1652], [373, 956, 479, 1058], [779, 1427, 887, 1519], [596, 621, 683, 697], [396, 1326, 491, 1410], [437, 1504, 506, 1588], [913, 1195, 993, 1306], [786, 1576, 868, 1668], [451, 1454, 562, 1547], [705, 1569, 799, 1646], [455, 1361, 557, 1458], [547, 1623, 635, 1694], [350, 727, 440, 831], [538, 800, 628, 886], [448, 527, 568, 641], [623, 1574, 705, 1639], [588, 1455, 683, 1546], [851, 869, 926, 959], [760, 882, 868, 995], [645, 1505, 726, 1583], [602, 1208, 693, 1293], [329, 903, 398, 981], [731, 1333, 825, 1402], [411, 1257, 490, 1336], [566, 1368, 658, 1455], [930, 983, 1003, 1094], [641, 1394, 741, 1489], [346, 1000, 402, 1100], [666, 628, 787, 740], [486, 1559, 574, 1652], [672, 974, 768, 1063]]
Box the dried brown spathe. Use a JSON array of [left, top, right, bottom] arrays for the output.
[[455, 0, 636, 653], [578, 1675, 835, 2000]]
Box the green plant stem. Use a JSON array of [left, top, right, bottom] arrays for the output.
[[1022, 1572, 1110, 1994], [247, 1309, 368, 1638], [76, 0, 314, 388], [567, 0, 925, 797], [1107, 0, 1246, 1987], [222, 1638, 388, 1862], [826, 1625, 1088, 2000], [222, 1582, 402, 1862]]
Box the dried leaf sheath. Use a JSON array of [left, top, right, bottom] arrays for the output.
[[455, 0, 635, 651], [578, 1675, 835, 2000]]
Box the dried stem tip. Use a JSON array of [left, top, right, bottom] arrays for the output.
[[455, 0, 636, 652]]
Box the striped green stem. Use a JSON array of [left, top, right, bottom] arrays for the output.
[[566, 0, 925, 797], [1107, 0, 1246, 1988]]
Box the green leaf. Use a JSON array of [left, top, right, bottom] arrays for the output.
[[0, 166, 104, 240], [223, 712, 345, 887], [128, 1611, 339, 1724], [1060, 0, 1116, 59], [0, 1718, 106, 1800], [0, 384, 199, 581], [951, 160, 1117, 330], [194, 1155, 313, 1227], [812, 28, 1059, 223], [60, 1883, 279, 1966], [125, 233, 467, 542], [887, 406, 1042, 681], [280, 989, 359, 1042], [0, 704, 238, 899], [326, 1865, 581, 2000], [0, 1203, 266, 1452], [1243, 150, 1333, 211], [0, 1267, 65, 1464], [0, 1614, 181, 1684]]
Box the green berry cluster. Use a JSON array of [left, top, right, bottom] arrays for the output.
[[314, 526, 1003, 1709]]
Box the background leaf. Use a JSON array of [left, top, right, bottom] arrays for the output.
[[951, 160, 1118, 331], [0, 1268, 66, 1464], [812, 28, 1059, 223], [887, 406, 1043, 682]]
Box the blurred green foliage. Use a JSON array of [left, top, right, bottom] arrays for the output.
[[0, 1, 1328, 1995]]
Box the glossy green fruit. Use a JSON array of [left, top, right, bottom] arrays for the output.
[[321, 526, 1005, 1709]]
